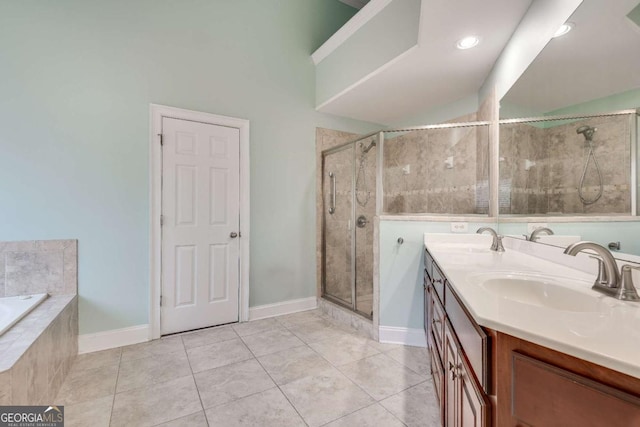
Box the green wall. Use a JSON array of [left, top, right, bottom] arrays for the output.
[[379, 220, 495, 329], [546, 88, 640, 116], [0, 0, 380, 334]]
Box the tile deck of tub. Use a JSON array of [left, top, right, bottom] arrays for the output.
[[58, 309, 439, 427]]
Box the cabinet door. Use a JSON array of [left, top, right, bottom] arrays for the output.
[[445, 320, 490, 427], [511, 352, 640, 427], [458, 357, 490, 427], [444, 321, 458, 426], [429, 343, 445, 426]]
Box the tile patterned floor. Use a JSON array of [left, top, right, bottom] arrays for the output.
[[57, 309, 440, 426]]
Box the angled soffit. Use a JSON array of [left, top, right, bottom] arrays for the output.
[[314, 0, 533, 126]]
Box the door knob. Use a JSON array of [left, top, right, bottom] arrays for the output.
[[230, 232, 238, 238]]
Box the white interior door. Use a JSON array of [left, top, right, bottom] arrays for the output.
[[161, 117, 240, 335]]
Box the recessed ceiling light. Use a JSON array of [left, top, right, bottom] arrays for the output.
[[456, 36, 480, 50], [553, 22, 574, 38]]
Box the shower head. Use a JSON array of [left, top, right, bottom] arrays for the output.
[[360, 141, 376, 154], [576, 125, 597, 141]]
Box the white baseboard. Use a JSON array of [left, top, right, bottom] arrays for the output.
[[378, 326, 427, 347], [249, 297, 317, 321], [78, 324, 150, 354]]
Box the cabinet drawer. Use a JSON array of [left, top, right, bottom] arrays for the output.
[[512, 352, 640, 427], [432, 262, 446, 303], [445, 283, 489, 393], [424, 248, 433, 282], [431, 292, 445, 358]]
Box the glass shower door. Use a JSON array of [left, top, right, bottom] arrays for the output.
[[322, 145, 354, 307], [354, 137, 377, 317]]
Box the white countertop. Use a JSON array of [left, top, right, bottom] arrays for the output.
[[424, 233, 640, 379]]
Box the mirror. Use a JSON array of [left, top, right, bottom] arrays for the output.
[[500, 0, 640, 119], [497, 0, 640, 257]]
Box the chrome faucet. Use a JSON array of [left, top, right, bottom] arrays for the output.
[[563, 241, 640, 301], [477, 227, 505, 252], [526, 227, 554, 242]]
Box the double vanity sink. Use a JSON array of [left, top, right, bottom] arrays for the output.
[[423, 233, 640, 426], [425, 233, 640, 378]]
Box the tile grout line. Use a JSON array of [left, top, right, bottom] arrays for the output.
[[180, 334, 210, 427], [239, 334, 311, 427], [108, 348, 123, 427], [290, 321, 395, 426]]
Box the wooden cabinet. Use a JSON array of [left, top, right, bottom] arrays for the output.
[[494, 331, 640, 427], [424, 249, 490, 427], [424, 245, 640, 427], [444, 320, 490, 427]]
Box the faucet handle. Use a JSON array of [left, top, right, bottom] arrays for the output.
[[588, 255, 609, 286], [619, 265, 640, 301]]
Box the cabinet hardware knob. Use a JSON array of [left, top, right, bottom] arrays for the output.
[[230, 232, 238, 238], [448, 362, 457, 380], [433, 318, 441, 325]]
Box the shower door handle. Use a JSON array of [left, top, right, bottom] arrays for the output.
[[328, 172, 336, 214]]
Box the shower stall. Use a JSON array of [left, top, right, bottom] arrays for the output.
[[498, 110, 638, 215], [320, 109, 638, 321], [322, 134, 379, 318], [320, 121, 491, 319]]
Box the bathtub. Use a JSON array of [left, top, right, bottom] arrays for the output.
[[0, 293, 48, 336]]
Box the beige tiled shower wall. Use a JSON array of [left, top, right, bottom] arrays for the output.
[[316, 129, 375, 318], [500, 115, 631, 214], [354, 137, 376, 316], [383, 124, 488, 214], [316, 128, 358, 304]]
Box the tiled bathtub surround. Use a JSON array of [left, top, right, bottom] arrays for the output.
[[0, 295, 78, 404], [0, 240, 78, 405], [500, 114, 632, 215], [0, 240, 77, 298]]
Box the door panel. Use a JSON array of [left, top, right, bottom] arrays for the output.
[[161, 117, 240, 335], [322, 146, 354, 307]]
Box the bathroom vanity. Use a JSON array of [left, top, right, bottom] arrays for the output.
[[423, 234, 640, 426]]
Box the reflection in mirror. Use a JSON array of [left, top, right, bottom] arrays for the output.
[[500, 0, 640, 118], [496, 0, 640, 257], [498, 222, 640, 260], [499, 111, 635, 215]]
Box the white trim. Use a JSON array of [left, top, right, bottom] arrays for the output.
[[78, 325, 150, 354], [311, 0, 393, 65], [378, 326, 427, 347], [248, 297, 318, 321], [149, 104, 251, 340]]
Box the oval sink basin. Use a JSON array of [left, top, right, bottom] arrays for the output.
[[476, 274, 601, 312], [437, 244, 490, 254]]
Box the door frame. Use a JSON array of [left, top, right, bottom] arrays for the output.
[[149, 104, 250, 339]]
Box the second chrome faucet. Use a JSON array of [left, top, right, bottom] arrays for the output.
[[564, 241, 640, 301], [477, 227, 505, 252]]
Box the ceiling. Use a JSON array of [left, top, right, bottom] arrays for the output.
[[320, 0, 533, 125], [502, 0, 640, 114], [338, 0, 370, 9]]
